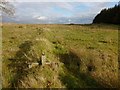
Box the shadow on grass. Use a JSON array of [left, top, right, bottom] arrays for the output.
[[58, 50, 104, 88], [8, 41, 33, 88]]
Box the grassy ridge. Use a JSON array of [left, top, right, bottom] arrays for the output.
[[2, 23, 118, 88]]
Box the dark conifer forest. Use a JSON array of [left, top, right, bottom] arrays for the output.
[[93, 3, 120, 24]]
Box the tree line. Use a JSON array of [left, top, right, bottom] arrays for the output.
[[93, 3, 120, 24]]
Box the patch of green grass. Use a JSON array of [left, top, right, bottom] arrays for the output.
[[2, 23, 118, 88]]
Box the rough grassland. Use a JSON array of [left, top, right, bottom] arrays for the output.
[[2, 23, 118, 88]]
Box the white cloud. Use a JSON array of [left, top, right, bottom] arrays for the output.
[[36, 16, 47, 20], [72, 2, 115, 18], [55, 2, 74, 11]]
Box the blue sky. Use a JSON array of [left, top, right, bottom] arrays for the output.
[[2, 1, 119, 24]]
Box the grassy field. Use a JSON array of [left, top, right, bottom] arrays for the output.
[[2, 23, 118, 88]]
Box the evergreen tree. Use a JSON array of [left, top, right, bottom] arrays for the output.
[[93, 3, 120, 24]]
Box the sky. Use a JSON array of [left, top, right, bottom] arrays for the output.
[[2, 0, 119, 24]]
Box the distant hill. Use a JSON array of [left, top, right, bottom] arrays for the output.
[[93, 3, 120, 24]]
